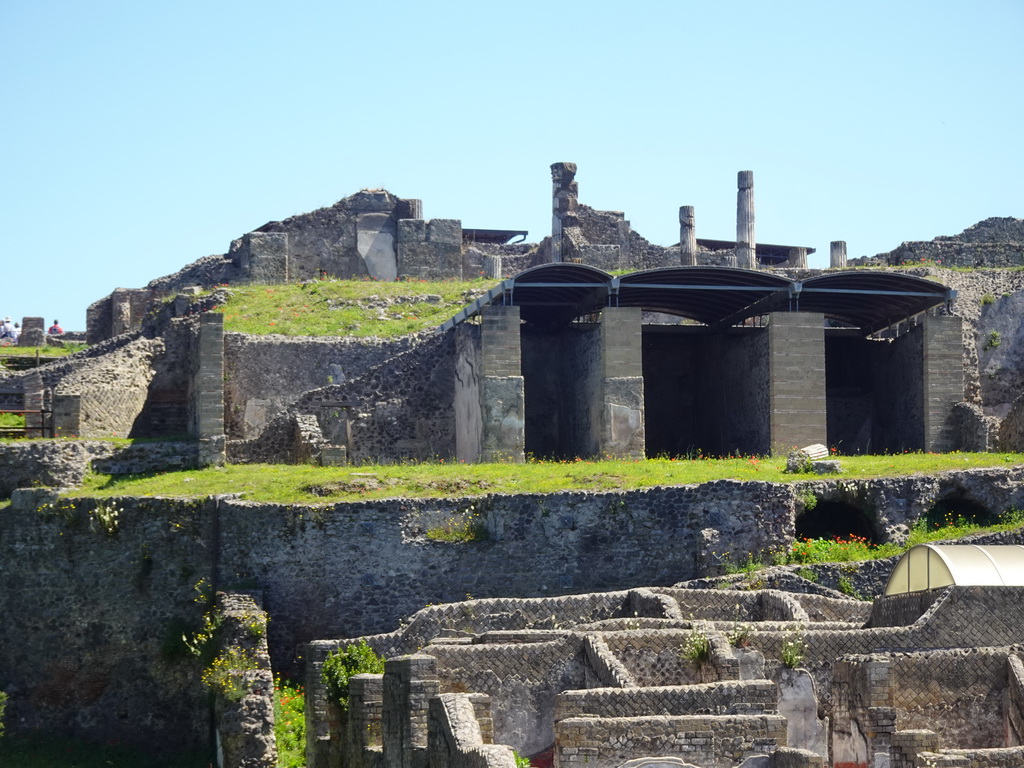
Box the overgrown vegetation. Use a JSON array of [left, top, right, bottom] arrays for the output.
[[0, 689, 6, 739], [680, 625, 712, 664], [426, 507, 488, 542], [72, 452, 1024, 504], [321, 640, 385, 711], [781, 632, 806, 668], [274, 676, 305, 768], [207, 278, 492, 338]]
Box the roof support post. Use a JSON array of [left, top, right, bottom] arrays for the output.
[[768, 312, 826, 455]]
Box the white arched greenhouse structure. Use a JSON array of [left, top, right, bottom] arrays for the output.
[[883, 544, 1024, 596]]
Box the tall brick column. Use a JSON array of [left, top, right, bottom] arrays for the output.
[[922, 314, 963, 452], [382, 655, 440, 768], [768, 312, 826, 455], [197, 312, 226, 467], [479, 306, 525, 463], [599, 307, 645, 459]]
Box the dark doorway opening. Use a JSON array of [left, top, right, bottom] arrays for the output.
[[796, 501, 878, 543]]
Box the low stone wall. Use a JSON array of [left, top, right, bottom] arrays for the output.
[[0, 439, 199, 498], [554, 681, 779, 721], [554, 713, 787, 768], [214, 592, 276, 768], [427, 693, 516, 768]]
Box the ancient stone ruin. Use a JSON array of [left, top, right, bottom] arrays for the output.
[[2, 163, 1024, 767]]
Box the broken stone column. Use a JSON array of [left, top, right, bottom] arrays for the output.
[[550, 162, 578, 263], [19, 317, 45, 347], [111, 289, 133, 337], [679, 206, 697, 266], [830, 240, 847, 269], [787, 247, 808, 268], [736, 170, 756, 270]]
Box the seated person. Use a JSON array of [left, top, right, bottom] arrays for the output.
[[48, 319, 63, 335]]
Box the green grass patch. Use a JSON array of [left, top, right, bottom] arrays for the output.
[[274, 676, 305, 768], [207, 278, 493, 337], [71, 452, 1024, 504], [0, 343, 89, 358], [0, 733, 206, 768], [0, 412, 25, 429]]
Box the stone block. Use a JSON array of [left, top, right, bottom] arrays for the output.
[[397, 219, 427, 242], [427, 219, 461, 245], [18, 316, 45, 347]]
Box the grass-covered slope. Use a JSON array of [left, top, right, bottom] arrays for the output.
[[208, 278, 492, 337], [76, 452, 1024, 504]]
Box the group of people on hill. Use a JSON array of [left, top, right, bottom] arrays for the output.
[[0, 318, 63, 345]]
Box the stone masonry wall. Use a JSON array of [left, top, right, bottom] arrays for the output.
[[224, 332, 420, 440], [554, 713, 787, 768], [52, 336, 164, 438]]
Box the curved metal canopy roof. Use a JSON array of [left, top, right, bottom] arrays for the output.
[[883, 544, 1024, 596], [439, 264, 955, 333]]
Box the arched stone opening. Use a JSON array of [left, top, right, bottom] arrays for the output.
[[922, 495, 995, 529], [796, 500, 879, 543]]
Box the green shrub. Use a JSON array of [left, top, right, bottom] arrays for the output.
[[0, 689, 7, 739], [321, 640, 385, 710], [980, 293, 995, 306], [781, 632, 805, 668], [986, 330, 1001, 349], [680, 626, 711, 664]]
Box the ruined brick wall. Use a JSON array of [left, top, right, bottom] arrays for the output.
[[887, 649, 1011, 747], [52, 336, 163, 438]]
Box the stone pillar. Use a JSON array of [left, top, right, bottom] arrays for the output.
[[19, 317, 45, 347], [197, 312, 226, 467], [23, 371, 44, 438], [111, 289, 133, 337], [482, 254, 502, 280], [382, 655, 440, 768], [787, 247, 808, 269], [479, 306, 525, 463], [550, 162, 578, 263], [767, 312, 826, 455], [599, 307, 645, 459], [830, 241, 847, 269], [923, 314, 963, 452], [679, 206, 697, 266], [52, 393, 82, 438], [348, 674, 385, 768], [736, 170, 756, 270]]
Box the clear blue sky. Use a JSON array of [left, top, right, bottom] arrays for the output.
[[2, 0, 1021, 331]]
